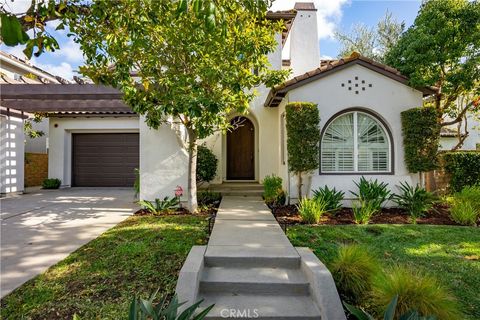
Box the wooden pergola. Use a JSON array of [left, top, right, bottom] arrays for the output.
[[0, 83, 135, 115]]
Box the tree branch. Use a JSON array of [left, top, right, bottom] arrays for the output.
[[441, 100, 474, 126]]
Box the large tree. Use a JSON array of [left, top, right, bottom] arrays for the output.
[[335, 11, 405, 62], [65, 0, 288, 212], [385, 0, 480, 149]]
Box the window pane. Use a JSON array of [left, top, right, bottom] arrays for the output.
[[321, 113, 354, 171], [357, 113, 389, 172]]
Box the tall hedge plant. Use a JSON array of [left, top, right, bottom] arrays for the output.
[[442, 151, 480, 192], [401, 107, 440, 174], [285, 102, 320, 199]]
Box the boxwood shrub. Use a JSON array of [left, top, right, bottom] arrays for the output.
[[442, 151, 480, 192], [196, 145, 218, 184], [401, 107, 440, 173]]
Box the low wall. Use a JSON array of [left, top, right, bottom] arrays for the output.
[[25, 153, 48, 187]]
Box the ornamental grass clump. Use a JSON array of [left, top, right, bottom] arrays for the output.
[[298, 197, 326, 224], [330, 244, 380, 302], [372, 266, 460, 320], [352, 200, 378, 224], [392, 182, 435, 224], [449, 185, 480, 226]]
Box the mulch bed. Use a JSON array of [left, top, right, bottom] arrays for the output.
[[134, 201, 220, 217], [272, 203, 459, 226]]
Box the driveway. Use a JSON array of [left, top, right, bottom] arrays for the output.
[[0, 188, 137, 298]]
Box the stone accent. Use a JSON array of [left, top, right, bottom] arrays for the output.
[[24, 153, 48, 187]]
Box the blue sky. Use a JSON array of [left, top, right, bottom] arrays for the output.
[[1, 0, 422, 80]]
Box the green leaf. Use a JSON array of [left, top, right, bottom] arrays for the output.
[[343, 302, 375, 320], [384, 295, 398, 320], [1, 13, 29, 46], [128, 297, 138, 320]]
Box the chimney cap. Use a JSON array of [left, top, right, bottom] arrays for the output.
[[294, 2, 317, 11]]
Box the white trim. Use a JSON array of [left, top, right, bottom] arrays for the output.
[[321, 111, 392, 174]]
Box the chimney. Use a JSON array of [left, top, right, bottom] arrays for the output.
[[289, 2, 320, 76]]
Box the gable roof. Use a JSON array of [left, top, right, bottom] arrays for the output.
[[264, 53, 438, 107]]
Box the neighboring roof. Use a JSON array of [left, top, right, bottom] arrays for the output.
[[264, 53, 438, 107], [266, 10, 296, 46], [0, 81, 134, 115], [440, 127, 466, 138], [0, 51, 70, 84]]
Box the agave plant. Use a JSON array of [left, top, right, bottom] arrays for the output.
[[137, 196, 180, 214], [344, 295, 436, 320], [129, 291, 213, 320]]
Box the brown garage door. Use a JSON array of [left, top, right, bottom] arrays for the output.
[[72, 133, 139, 187]]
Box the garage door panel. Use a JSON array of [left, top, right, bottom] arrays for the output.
[[72, 133, 139, 187]]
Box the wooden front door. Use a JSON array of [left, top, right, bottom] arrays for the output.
[[227, 117, 255, 180]]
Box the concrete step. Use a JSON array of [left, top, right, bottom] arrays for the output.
[[200, 266, 309, 295], [200, 293, 321, 320], [205, 246, 301, 268], [218, 190, 264, 197]]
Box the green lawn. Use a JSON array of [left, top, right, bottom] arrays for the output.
[[0, 215, 208, 320], [287, 224, 480, 320]]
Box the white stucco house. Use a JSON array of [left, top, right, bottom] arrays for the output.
[[0, 2, 436, 202], [0, 51, 67, 195]]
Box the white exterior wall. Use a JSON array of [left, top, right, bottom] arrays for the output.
[[201, 32, 283, 184], [0, 115, 25, 194], [139, 119, 188, 201], [440, 116, 480, 151], [25, 118, 49, 154], [284, 64, 423, 204], [48, 116, 139, 186], [288, 9, 320, 77]]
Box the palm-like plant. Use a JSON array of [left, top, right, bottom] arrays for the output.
[[392, 182, 435, 224]]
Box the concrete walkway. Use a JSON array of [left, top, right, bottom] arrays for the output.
[[177, 196, 346, 319], [0, 188, 136, 298]]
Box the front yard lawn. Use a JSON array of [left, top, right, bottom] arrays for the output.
[[287, 224, 480, 319], [1, 215, 208, 320]]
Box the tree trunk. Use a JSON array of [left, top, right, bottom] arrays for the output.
[[186, 127, 198, 213], [297, 172, 303, 200]]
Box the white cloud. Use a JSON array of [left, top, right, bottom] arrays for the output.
[[52, 38, 84, 63], [31, 60, 76, 80], [270, 0, 349, 39], [1, 0, 32, 14], [2, 45, 28, 60]]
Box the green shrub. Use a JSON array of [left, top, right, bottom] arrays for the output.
[[197, 190, 222, 206], [298, 197, 326, 224], [372, 266, 460, 320], [352, 200, 378, 224], [196, 145, 218, 183], [285, 102, 320, 198], [442, 152, 480, 192], [312, 186, 344, 212], [137, 197, 179, 214], [351, 177, 391, 212], [392, 182, 435, 224], [42, 178, 61, 189], [262, 174, 286, 206], [401, 107, 440, 173], [330, 244, 380, 302]]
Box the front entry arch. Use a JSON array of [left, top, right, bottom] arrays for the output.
[[227, 116, 255, 180]]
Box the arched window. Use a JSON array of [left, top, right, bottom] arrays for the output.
[[321, 111, 391, 173]]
